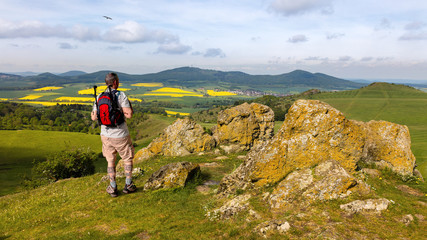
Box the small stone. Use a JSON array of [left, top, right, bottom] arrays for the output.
[[340, 198, 390, 214], [401, 214, 414, 225]]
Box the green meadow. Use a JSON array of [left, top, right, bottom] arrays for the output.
[[0, 82, 426, 239], [312, 82, 427, 177], [0, 130, 102, 196]]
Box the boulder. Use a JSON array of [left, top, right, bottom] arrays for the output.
[[269, 160, 361, 210], [134, 118, 216, 162], [212, 102, 274, 150], [363, 120, 416, 177], [143, 162, 200, 190], [340, 198, 391, 214], [205, 194, 251, 220], [218, 100, 416, 195], [254, 220, 291, 237]]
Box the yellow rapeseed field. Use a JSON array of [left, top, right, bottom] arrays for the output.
[[132, 83, 163, 87], [55, 97, 94, 102], [78, 86, 131, 95], [152, 87, 195, 94], [144, 93, 203, 97], [0, 98, 8, 101], [144, 87, 203, 97], [165, 110, 190, 116], [129, 98, 143, 102], [33, 86, 63, 91], [206, 90, 236, 96], [25, 101, 91, 106], [19, 95, 43, 100]]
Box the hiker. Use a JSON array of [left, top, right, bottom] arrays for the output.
[[91, 72, 137, 197]]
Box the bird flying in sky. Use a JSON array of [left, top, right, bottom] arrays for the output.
[[103, 16, 112, 20]]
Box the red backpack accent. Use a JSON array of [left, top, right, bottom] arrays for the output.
[[96, 89, 125, 127]]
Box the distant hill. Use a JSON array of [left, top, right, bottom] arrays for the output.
[[58, 70, 87, 77], [0, 67, 365, 93]]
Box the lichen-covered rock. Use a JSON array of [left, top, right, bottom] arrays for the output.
[[218, 100, 416, 195], [205, 194, 251, 220], [218, 100, 365, 194], [254, 220, 291, 237], [134, 118, 216, 163], [143, 162, 200, 190], [340, 198, 391, 214], [363, 120, 416, 176], [212, 102, 274, 150], [269, 160, 359, 210]]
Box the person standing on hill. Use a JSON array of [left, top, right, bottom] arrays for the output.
[[91, 72, 136, 197]]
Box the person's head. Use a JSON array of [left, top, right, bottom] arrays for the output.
[[105, 72, 119, 89]]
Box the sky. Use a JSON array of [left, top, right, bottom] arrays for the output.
[[1, 0, 427, 81]]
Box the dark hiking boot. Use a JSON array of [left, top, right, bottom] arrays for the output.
[[106, 185, 118, 197], [123, 182, 137, 194]]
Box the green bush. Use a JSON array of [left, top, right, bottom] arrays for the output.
[[25, 148, 97, 187]]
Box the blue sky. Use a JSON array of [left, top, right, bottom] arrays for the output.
[[1, 0, 427, 80]]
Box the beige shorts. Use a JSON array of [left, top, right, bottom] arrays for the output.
[[101, 135, 134, 164]]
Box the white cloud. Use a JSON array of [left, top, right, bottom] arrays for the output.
[[288, 34, 308, 43], [58, 42, 76, 49], [404, 21, 427, 30], [269, 0, 334, 16], [361, 57, 373, 62], [156, 43, 192, 55], [203, 48, 226, 58], [107, 46, 124, 51], [399, 32, 427, 40], [0, 19, 68, 38], [375, 18, 392, 31], [326, 33, 345, 39], [102, 21, 178, 44], [399, 20, 427, 41], [339, 56, 352, 62]]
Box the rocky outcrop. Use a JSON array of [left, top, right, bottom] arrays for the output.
[[143, 162, 200, 190], [363, 120, 415, 176], [268, 160, 369, 210], [218, 100, 416, 195], [134, 118, 216, 162], [212, 102, 274, 151]]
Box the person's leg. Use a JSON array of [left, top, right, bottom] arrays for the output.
[[115, 135, 136, 193], [101, 136, 118, 196]]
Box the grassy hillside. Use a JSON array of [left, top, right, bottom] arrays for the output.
[[0, 114, 174, 197], [0, 130, 102, 196], [0, 153, 425, 239], [312, 82, 427, 177], [0, 82, 426, 239]]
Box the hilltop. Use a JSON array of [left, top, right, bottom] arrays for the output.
[[0, 67, 364, 94], [1, 98, 425, 239]]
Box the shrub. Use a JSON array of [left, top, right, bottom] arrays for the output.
[[25, 148, 97, 187]]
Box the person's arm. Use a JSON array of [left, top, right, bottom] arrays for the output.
[[122, 107, 132, 119], [91, 110, 98, 121], [119, 92, 133, 119]]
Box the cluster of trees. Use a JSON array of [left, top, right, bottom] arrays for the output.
[[0, 102, 96, 133], [0, 101, 194, 143], [23, 148, 98, 189], [0, 101, 165, 138]]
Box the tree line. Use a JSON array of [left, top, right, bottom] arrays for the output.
[[0, 102, 171, 140]]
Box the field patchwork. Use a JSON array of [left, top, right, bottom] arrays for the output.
[[206, 90, 236, 96], [33, 86, 63, 91], [132, 83, 163, 87], [19, 95, 43, 100], [78, 86, 131, 95], [165, 110, 190, 116], [144, 87, 203, 97]]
